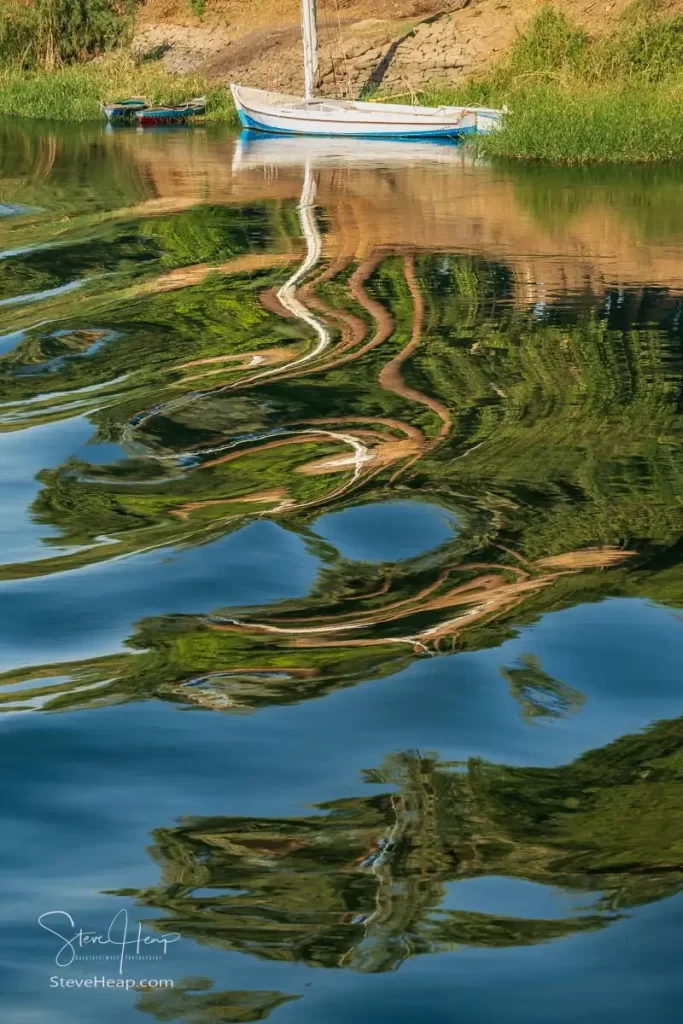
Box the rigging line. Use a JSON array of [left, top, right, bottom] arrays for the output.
[[321, 3, 340, 100], [329, 39, 340, 99], [267, 0, 284, 93], [331, 0, 353, 99]]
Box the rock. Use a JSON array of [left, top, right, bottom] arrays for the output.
[[343, 42, 370, 59]]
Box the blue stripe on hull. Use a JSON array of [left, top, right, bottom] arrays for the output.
[[237, 108, 477, 138]]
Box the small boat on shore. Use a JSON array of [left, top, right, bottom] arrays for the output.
[[230, 1, 502, 139], [101, 98, 149, 122], [136, 97, 207, 127]]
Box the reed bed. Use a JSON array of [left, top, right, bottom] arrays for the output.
[[0, 56, 239, 124], [422, 3, 683, 164]]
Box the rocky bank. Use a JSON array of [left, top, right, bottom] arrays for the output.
[[132, 0, 665, 96]]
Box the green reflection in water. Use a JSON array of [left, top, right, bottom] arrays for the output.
[[1, 119, 683, 721], [108, 714, 683, 973], [136, 979, 299, 1023], [1, 119, 683, 1021]]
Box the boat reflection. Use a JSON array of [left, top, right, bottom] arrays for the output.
[[232, 129, 475, 170]]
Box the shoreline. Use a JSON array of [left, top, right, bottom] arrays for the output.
[[0, 59, 240, 127], [4, 6, 683, 165], [4, 71, 683, 168]]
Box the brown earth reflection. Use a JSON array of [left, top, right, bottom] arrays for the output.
[[106, 130, 683, 297], [5, 125, 683, 298], [207, 547, 635, 658]]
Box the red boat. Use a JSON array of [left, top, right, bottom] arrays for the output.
[[136, 97, 207, 127]]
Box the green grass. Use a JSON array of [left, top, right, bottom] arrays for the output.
[[0, 55, 239, 124], [417, 4, 683, 164], [475, 85, 683, 164], [420, 80, 683, 164]]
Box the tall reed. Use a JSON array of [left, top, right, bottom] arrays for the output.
[[0, 57, 239, 124], [424, 3, 683, 163]]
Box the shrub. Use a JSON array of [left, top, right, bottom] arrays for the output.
[[0, 0, 138, 69], [0, 1, 40, 67]]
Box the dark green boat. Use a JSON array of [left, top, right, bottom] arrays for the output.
[[136, 97, 207, 126], [101, 98, 149, 122]]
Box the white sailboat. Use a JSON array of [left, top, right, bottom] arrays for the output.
[[231, 1, 502, 139]]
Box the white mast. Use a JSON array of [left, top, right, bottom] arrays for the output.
[[301, 0, 319, 102]]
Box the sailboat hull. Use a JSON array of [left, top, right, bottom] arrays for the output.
[[231, 85, 501, 139]]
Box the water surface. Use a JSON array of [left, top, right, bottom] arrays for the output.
[[0, 118, 682, 1022]]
